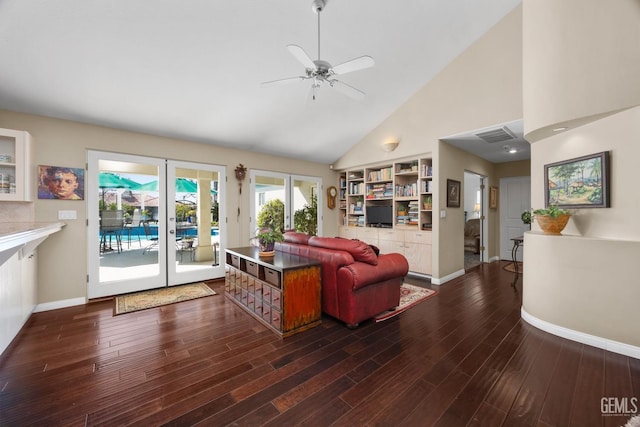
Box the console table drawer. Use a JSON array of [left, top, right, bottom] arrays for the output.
[[230, 254, 240, 268], [264, 267, 280, 287], [271, 288, 282, 310], [246, 260, 259, 277]]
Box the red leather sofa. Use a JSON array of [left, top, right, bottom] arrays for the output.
[[275, 232, 409, 328]]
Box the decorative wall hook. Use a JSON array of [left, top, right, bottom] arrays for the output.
[[235, 164, 247, 220]]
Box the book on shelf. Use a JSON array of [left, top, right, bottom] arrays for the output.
[[395, 183, 418, 197], [349, 182, 365, 195], [421, 180, 433, 193], [366, 182, 393, 199], [420, 164, 433, 177], [367, 167, 393, 182]]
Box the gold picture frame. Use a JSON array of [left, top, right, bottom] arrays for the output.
[[489, 186, 498, 209]]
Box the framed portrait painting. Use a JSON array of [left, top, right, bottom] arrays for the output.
[[38, 165, 85, 200], [544, 151, 610, 209], [446, 179, 461, 208]]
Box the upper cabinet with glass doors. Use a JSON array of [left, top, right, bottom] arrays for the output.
[[0, 128, 33, 202]]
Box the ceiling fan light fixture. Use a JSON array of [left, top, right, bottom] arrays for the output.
[[261, 0, 374, 101]]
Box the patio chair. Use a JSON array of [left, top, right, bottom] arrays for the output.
[[124, 208, 142, 248], [142, 220, 159, 254], [100, 210, 124, 253]]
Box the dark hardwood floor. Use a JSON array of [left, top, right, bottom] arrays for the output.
[[1, 261, 638, 426]]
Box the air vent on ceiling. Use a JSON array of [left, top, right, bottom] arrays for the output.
[[475, 126, 516, 144]]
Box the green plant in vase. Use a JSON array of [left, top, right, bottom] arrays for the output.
[[531, 205, 571, 234]]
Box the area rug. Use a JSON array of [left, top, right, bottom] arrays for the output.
[[114, 283, 216, 315], [374, 283, 437, 322], [503, 262, 523, 274]]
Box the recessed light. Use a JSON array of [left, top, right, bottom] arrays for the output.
[[509, 148, 517, 154], [552, 127, 568, 132]]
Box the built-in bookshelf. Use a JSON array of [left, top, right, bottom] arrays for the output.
[[337, 156, 434, 275], [338, 156, 433, 231]]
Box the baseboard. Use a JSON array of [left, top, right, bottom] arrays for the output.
[[431, 269, 465, 285], [521, 308, 640, 360], [34, 297, 86, 313], [487, 255, 501, 263]]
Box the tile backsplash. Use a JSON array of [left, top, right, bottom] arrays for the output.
[[0, 202, 34, 222]]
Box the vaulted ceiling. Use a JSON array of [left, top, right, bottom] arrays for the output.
[[0, 0, 521, 164]]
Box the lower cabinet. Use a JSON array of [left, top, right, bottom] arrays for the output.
[[224, 247, 321, 338], [0, 249, 37, 356], [341, 226, 432, 275]]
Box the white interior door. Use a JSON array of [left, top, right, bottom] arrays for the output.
[[500, 176, 531, 261]]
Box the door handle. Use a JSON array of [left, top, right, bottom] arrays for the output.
[[169, 230, 175, 234]]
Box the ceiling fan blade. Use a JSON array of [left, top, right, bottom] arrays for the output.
[[261, 76, 306, 87], [330, 79, 366, 101], [287, 44, 316, 70], [332, 55, 374, 75]]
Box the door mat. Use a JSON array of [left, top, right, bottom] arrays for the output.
[[374, 283, 437, 322], [114, 282, 216, 315]]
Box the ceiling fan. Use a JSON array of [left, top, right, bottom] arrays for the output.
[[261, 0, 374, 101]]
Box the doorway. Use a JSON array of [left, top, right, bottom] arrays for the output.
[[87, 151, 225, 299], [463, 171, 485, 270], [249, 170, 322, 237]]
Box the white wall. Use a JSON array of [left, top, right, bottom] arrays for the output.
[[522, 0, 640, 353]]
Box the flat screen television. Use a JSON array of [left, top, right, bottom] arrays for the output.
[[366, 205, 393, 227]]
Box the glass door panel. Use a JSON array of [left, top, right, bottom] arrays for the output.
[[292, 176, 322, 236], [250, 171, 288, 236], [88, 151, 167, 299], [250, 171, 323, 237], [167, 161, 225, 286]]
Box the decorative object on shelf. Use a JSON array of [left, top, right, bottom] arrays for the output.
[[234, 164, 247, 220], [446, 179, 461, 208], [423, 195, 432, 210], [381, 139, 399, 152], [37, 165, 85, 200], [256, 197, 285, 255], [489, 186, 498, 209], [532, 205, 571, 234], [327, 185, 337, 209], [544, 151, 610, 209], [255, 228, 284, 257]]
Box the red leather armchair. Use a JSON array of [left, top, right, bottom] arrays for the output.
[[276, 232, 409, 328]]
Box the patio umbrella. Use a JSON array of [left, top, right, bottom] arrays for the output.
[[99, 172, 141, 190], [138, 178, 212, 193], [99, 172, 141, 204]]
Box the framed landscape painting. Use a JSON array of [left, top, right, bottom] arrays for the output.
[[544, 151, 610, 209]]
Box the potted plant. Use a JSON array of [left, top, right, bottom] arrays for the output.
[[532, 205, 571, 234], [423, 195, 433, 210], [256, 199, 285, 256], [255, 227, 283, 256], [521, 210, 532, 229]]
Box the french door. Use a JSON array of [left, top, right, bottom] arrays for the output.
[[249, 170, 322, 237], [87, 151, 225, 299]]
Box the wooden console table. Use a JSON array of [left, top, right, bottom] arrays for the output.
[[224, 247, 322, 337]]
